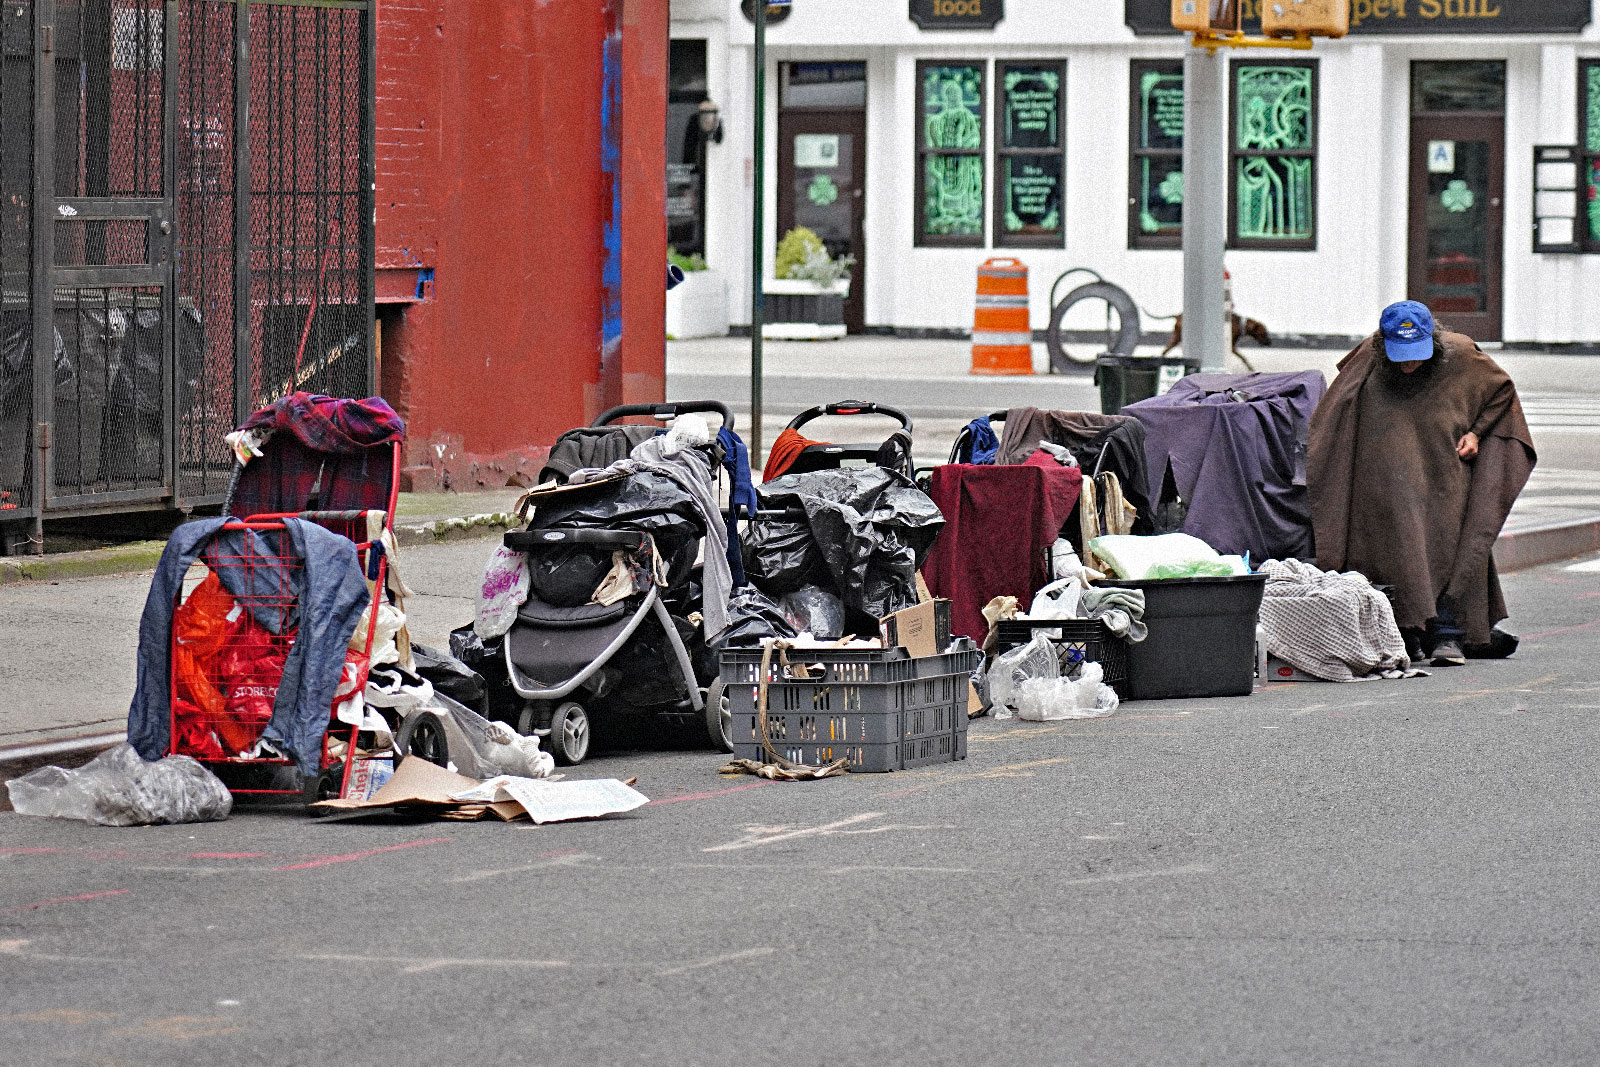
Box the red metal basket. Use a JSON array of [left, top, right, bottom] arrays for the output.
[[167, 445, 401, 801]]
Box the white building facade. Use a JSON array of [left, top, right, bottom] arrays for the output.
[[668, 0, 1600, 347]]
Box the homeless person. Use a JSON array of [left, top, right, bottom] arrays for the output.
[[1307, 300, 1535, 666]]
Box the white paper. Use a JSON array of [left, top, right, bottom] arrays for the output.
[[499, 778, 649, 824]]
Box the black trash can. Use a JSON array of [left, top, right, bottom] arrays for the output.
[[1091, 574, 1267, 700], [1094, 354, 1199, 416]]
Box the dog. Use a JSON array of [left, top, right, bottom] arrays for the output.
[[1161, 313, 1272, 371]]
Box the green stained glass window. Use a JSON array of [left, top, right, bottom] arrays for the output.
[[1584, 60, 1600, 250], [916, 62, 985, 245], [1130, 60, 1183, 248], [1232, 61, 1317, 247], [1588, 63, 1600, 154], [996, 61, 1065, 247]]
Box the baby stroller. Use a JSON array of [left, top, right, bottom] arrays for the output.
[[765, 401, 915, 481], [745, 399, 941, 639], [152, 394, 405, 802], [499, 400, 739, 764]]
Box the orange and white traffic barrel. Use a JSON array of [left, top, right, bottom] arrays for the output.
[[971, 258, 1032, 375]]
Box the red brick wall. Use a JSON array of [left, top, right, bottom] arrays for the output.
[[373, 0, 667, 490]]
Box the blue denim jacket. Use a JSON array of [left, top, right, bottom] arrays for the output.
[[128, 517, 370, 774]]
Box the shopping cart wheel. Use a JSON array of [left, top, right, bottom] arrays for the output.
[[405, 710, 451, 769], [547, 701, 591, 765], [702, 678, 733, 753], [302, 764, 345, 805]]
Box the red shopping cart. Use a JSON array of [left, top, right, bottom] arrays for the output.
[[165, 395, 404, 802]]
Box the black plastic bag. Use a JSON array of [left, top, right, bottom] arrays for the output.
[[527, 469, 705, 587], [710, 587, 797, 653], [449, 624, 525, 725], [527, 544, 613, 608], [749, 467, 944, 619], [412, 641, 490, 717]]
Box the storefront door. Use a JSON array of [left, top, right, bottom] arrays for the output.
[[1407, 115, 1504, 342], [778, 110, 867, 333]]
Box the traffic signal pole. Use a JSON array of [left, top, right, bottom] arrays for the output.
[[1181, 45, 1229, 374], [750, 0, 767, 464]]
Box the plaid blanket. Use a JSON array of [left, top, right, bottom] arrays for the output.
[[231, 393, 405, 517], [1259, 558, 1415, 682]]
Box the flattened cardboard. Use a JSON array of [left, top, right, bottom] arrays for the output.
[[312, 755, 484, 812], [879, 599, 951, 659]]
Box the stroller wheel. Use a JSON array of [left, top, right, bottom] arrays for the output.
[[703, 678, 733, 753], [405, 711, 451, 769], [548, 702, 592, 765]]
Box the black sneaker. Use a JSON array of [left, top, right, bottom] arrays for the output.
[[1430, 639, 1466, 666]]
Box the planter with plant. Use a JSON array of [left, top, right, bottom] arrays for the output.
[[764, 226, 854, 340], [665, 247, 728, 340]]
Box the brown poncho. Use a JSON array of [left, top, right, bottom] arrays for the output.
[[1307, 332, 1535, 644]]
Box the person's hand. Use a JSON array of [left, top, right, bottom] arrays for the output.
[[1456, 431, 1479, 460]]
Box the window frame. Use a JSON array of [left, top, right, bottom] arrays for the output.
[[992, 59, 1066, 250], [1228, 57, 1319, 252], [1128, 58, 1185, 251], [915, 59, 988, 249], [1580, 58, 1600, 253]]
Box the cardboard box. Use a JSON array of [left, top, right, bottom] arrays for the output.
[[1263, 656, 1329, 683], [879, 599, 951, 659]]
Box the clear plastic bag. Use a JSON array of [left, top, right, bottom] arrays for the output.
[[778, 584, 847, 641], [6, 743, 232, 826], [987, 633, 1059, 720], [396, 694, 556, 781], [1027, 578, 1082, 620], [1014, 661, 1120, 721]]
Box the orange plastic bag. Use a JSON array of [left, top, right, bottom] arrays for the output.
[[173, 571, 238, 668]]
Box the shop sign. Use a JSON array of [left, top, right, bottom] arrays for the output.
[[910, 0, 1004, 31], [1125, 0, 1591, 35]]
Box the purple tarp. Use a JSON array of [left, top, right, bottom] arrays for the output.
[[1123, 371, 1327, 564]]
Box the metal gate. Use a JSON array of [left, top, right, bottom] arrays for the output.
[[0, 0, 373, 551]]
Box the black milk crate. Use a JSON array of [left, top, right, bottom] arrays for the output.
[[992, 618, 1128, 694], [720, 646, 979, 773]]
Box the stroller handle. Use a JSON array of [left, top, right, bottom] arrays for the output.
[[593, 400, 734, 432], [505, 528, 647, 551], [786, 401, 914, 433]]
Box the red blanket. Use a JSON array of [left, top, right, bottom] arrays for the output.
[[921, 457, 1083, 641]]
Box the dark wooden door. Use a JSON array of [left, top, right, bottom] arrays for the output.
[[778, 109, 867, 333], [1408, 115, 1504, 341]]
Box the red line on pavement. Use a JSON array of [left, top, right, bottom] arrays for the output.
[[647, 781, 774, 806], [1523, 618, 1600, 640], [188, 852, 266, 859], [3, 889, 129, 914], [274, 837, 451, 871]]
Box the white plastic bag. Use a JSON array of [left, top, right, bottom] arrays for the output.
[[987, 633, 1059, 719], [475, 545, 530, 639], [6, 743, 232, 826], [1027, 578, 1082, 620]]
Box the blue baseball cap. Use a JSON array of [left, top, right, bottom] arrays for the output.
[[1379, 300, 1435, 362]]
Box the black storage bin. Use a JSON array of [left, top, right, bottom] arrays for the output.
[[1091, 574, 1266, 699], [1094, 354, 1198, 416]]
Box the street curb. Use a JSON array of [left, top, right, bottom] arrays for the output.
[[1494, 517, 1600, 573], [392, 512, 518, 547], [0, 731, 126, 765], [0, 542, 167, 586]]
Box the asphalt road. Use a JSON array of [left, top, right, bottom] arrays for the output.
[[4, 551, 1600, 1066]]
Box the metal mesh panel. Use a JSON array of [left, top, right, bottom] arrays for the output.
[[54, 0, 165, 199], [176, 0, 235, 499], [248, 1, 368, 406], [50, 285, 166, 493], [0, 2, 33, 513]]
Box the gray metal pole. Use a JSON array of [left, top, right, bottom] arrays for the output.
[[1181, 45, 1229, 374], [750, 2, 767, 464]]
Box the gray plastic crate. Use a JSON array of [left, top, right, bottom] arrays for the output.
[[721, 646, 977, 773]]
